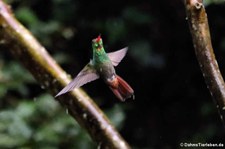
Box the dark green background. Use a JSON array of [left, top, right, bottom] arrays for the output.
[[1, 0, 225, 148]]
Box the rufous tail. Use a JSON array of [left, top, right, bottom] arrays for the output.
[[109, 75, 134, 101]]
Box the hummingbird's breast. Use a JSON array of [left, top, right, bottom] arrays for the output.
[[96, 61, 116, 82]]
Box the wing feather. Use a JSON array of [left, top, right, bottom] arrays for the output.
[[107, 47, 128, 66], [55, 63, 99, 97]]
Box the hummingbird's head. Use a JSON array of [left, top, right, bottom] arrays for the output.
[[92, 35, 103, 51]]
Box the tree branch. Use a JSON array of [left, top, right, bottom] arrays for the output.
[[185, 0, 225, 126], [0, 1, 131, 148]]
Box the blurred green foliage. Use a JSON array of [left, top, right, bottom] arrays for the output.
[[0, 62, 34, 97], [1, 0, 225, 148], [0, 94, 96, 148], [204, 0, 225, 6]]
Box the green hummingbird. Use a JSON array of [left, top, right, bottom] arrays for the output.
[[55, 35, 134, 101]]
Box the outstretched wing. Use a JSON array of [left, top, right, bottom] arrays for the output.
[[55, 63, 99, 97], [107, 47, 128, 66]]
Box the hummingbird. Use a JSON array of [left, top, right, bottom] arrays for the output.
[[55, 35, 134, 101]]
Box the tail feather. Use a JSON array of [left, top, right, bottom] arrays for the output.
[[109, 75, 134, 101]]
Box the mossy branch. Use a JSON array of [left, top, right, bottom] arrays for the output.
[[185, 0, 225, 126], [0, 1, 131, 148]]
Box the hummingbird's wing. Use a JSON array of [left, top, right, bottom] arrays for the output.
[[107, 47, 128, 66], [55, 63, 99, 97]]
